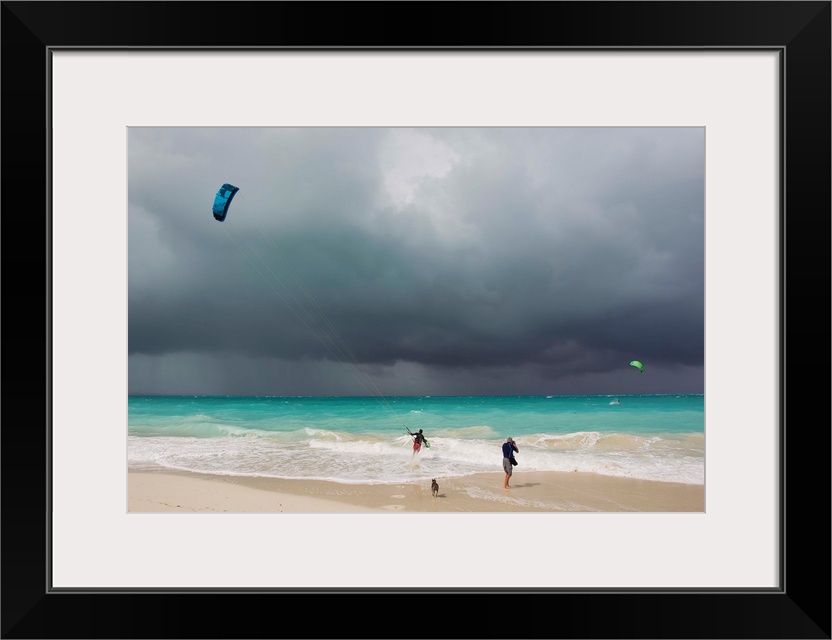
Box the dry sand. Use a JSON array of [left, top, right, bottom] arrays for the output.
[[128, 468, 704, 513]]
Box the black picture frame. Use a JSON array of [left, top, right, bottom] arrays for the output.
[[2, 2, 829, 638]]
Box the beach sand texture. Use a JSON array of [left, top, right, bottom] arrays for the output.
[[129, 469, 704, 514]]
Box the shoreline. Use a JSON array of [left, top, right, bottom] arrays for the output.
[[128, 468, 704, 513]]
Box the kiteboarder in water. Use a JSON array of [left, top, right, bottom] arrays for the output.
[[411, 429, 428, 456]]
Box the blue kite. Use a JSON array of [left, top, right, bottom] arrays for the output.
[[212, 183, 239, 222]]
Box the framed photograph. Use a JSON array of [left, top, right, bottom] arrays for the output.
[[3, 2, 829, 638]]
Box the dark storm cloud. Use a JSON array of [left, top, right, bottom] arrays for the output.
[[128, 127, 704, 395]]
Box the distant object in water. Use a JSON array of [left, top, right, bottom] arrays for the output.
[[610, 399, 621, 405]]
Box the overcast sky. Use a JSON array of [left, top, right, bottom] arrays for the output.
[[128, 127, 704, 396]]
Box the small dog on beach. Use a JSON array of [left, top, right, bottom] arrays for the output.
[[431, 478, 439, 497]]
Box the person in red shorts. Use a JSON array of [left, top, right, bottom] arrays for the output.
[[411, 429, 427, 456]]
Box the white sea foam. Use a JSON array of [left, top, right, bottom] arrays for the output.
[[128, 431, 704, 485]]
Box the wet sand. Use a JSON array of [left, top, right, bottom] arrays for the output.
[[128, 468, 704, 513]]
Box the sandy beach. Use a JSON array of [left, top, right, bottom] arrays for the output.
[[128, 468, 704, 513]]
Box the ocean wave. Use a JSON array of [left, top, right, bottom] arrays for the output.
[[128, 431, 704, 485]]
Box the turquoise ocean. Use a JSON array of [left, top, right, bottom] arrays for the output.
[[128, 395, 704, 485]]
